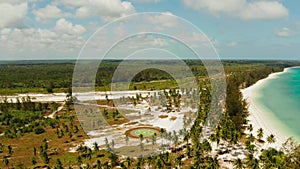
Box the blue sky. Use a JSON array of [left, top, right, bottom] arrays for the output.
[[0, 0, 299, 60]]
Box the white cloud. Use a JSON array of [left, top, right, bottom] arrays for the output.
[[147, 12, 178, 30], [54, 0, 135, 22], [151, 38, 167, 47], [33, 4, 71, 23], [0, 18, 87, 55], [274, 27, 291, 37], [52, 0, 87, 7], [1, 28, 12, 40], [0, 0, 24, 5], [182, 0, 245, 15], [0, 2, 28, 28], [182, 0, 288, 20], [240, 1, 288, 20], [87, 22, 101, 33], [227, 41, 238, 47], [132, 0, 161, 3], [78, 0, 135, 22], [54, 18, 86, 35], [1, 28, 11, 35]]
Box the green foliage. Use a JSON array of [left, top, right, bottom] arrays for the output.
[[34, 126, 45, 134], [260, 148, 287, 169], [0, 99, 59, 138]]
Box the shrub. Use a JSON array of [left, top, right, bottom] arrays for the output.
[[34, 126, 45, 134]]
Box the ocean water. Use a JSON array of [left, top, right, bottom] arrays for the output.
[[256, 67, 300, 142]]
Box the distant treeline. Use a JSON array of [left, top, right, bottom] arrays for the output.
[[0, 60, 299, 94]]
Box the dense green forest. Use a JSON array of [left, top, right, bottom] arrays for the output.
[[0, 60, 298, 94]]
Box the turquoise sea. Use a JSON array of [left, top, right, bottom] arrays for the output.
[[256, 67, 300, 142]]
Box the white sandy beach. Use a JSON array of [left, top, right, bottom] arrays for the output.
[[241, 68, 293, 150]]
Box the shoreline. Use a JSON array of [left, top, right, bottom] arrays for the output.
[[241, 67, 297, 149]]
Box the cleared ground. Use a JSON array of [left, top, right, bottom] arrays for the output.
[[125, 127, 160, 138], [135, 129, 155, 137]]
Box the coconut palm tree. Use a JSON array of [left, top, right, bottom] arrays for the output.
[[250, 159, 260, 169], [96, 160, 102, 169], [233, 158, 244, 169], [139, 142, 144, 152], [77, 155, 82, 165], [56, 158, 63, 169], [104, 137, 111, 152], [257, 128, 264, 142], [108, 152, 118, 167], [7, 145, 12, 155], [2, 156, 9, 166], [125, 157, 132, 168], [267, 134, 276, 144], [125, 135, 129, 145], [31, 157, 37, 166], [87, 148, 92, 160], [175, 155, 183, 168], [151, 133, 156, 150], [111, 139, 115, 151], [248, 134, 255, 143], [208, 157, 220, 169], [245, 153, 254, 167], [93, 142, 99, 152], [139, 134, 144, 143], [155, 156, 163, 169], [247, 124, 253, 132], [246, 144, 256, 154]]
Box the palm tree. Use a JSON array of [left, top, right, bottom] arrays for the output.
[[33, 147, 37, 156], [250, 159, 260, 169], [155, 156, 163, 168], [7, 145, 12, 155], [125, 135, 129, 145], [248, 124, 253, 132], [267, 134, 276, 144], [2, 156, 9, 166], [245, 153, 254, 167], [248, 134, 255, 143], [257, 128, 264, 142], [233, 158, 244, 169], [31, 157, 37, 165], [93, 142, 99, 152], [56, 158, 63, 169], [125, 157, 132, 168], [96, 159, 102, 169], [151, 133, 156, 150], [139, 134, 144, 143], [139, 142, 144, 152], [108, 152, 118, 167], [104, 137, 108, 146], [208, 157, 220, 169], [105, 94, 110, 104], [246, 144, 255, 154], [175, 155, 183, 168], [231, 130, 241, 145], [111, 139, 115, 151], [87, 148, 92, 160], [77, 155, 82, 165]]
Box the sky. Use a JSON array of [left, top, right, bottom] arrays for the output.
[[0, 0, 299, 60]]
